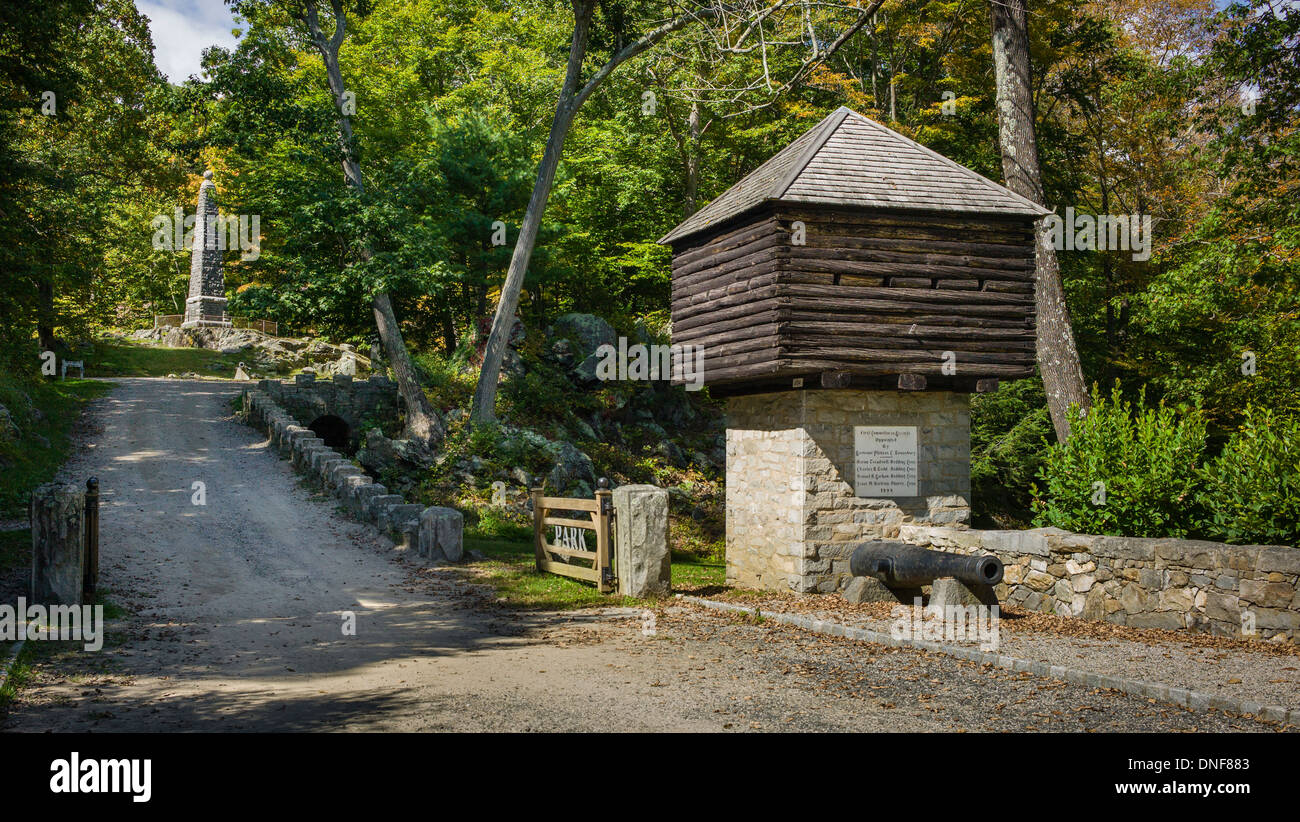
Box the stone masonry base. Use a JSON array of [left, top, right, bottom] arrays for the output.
[[725, 389, 971, 594]]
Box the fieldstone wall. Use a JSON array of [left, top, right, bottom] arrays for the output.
[[726, 389, 971, 593], [899, 525, 1299, 642], [259, 373, 399, 452]]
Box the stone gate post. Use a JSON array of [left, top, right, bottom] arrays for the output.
[[30, 483, 86, 606], [613, 484, 671, 597]]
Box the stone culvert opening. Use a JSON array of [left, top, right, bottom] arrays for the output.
[[308, 414, 350, 451]]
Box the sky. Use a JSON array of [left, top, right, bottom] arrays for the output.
[[139, 0, 242, 83]]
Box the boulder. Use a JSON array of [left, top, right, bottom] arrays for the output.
[[554, 313, 616, 358], [134, 326, 369, 375], [0, 402, 18, 442], [357, 429, 433, 476], [929, 577, 999, 608], [545, 440, 595, 494]]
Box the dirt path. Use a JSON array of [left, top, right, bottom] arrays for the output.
[[1, 379, 1277, 732]]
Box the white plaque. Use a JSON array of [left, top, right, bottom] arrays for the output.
[[854, 426, 918, 497]]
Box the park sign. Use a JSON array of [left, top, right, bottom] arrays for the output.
[[659, 107, 1045, 595]]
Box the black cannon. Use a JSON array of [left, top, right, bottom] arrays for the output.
[[849, 541, 1003, 588]]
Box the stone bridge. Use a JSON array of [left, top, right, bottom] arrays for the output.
[[253, 373, 401, 453]]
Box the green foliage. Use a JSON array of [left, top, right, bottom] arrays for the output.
[[1033, 385, 1207, 538], [0, 378, 112, 518], [0, 0, 185, 360], [1198, 406, 1300, 545], [970, 378, 1055, 528]]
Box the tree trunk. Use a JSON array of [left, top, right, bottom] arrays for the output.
[[470, 2, 594, 424], [304, 0, 442, 445], [989, 0, 1089, 441], [685, 100, 700, 214], [468, 1, 865, 423], [372, 291, 443, 443]]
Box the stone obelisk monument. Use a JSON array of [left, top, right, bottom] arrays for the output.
[[182, 170, 231, 328]]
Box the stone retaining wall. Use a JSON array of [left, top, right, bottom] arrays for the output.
[[241, 388, 462, 564], [899, 525, 1298, 642]]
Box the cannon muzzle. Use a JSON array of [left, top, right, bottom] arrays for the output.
[[849, 541, 1003, 588]]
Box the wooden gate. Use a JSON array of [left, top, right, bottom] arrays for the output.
[[530, 479, 614, 593]]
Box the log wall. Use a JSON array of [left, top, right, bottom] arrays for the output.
[[670, 205, 1039, 391]]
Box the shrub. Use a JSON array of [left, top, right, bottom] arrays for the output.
[[970, 378, 1055, 528], [1033, 385, 1207, 537], [1198, 406, 1300, 546]]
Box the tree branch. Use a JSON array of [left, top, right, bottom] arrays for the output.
[[744, 0, 884, 115], [573, 5, 718, 109]]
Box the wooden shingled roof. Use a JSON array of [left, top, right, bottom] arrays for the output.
[[659, 107, 1050, 245]]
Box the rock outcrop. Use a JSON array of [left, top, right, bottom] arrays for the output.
[[130, 326, 368, 376]]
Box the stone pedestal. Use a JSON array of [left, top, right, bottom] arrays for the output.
[[30, 483, 85, 606], [929, 577, 999, 608], [726, 389, 971, 594], [842, 575, 917, 604], [182, 296, 231, 328]]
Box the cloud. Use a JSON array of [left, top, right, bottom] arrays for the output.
[[138, 0, 241, 83]]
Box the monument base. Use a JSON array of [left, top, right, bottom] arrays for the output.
[[725, 389, 971, 595], [182, 295, 230, 329]]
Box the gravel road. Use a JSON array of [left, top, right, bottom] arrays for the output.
[[1, 379, 1281, 732]]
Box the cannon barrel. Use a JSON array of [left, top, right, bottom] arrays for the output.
[[849, 541, 1003, 588]]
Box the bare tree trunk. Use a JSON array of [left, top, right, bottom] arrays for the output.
[[990, 0, 1089, 442], [470, 0, 875, 422], [470, 1, 596, 424], [303, 0, 443, 445], [685, 100, 701, 214]]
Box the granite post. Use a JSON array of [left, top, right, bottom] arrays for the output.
[[613, 484, 671, 597], [30, 483, 85, 606]]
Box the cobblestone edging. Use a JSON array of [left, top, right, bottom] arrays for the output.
[[899, 526, 1299, 643], [680, 595, 1300, 727], [240, 389, 463, 563]]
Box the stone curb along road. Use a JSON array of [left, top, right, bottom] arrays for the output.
[[241, 388, 464, 563], [681, 596, 1300, 728]]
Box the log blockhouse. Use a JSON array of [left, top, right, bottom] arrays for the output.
[[661, 107, 1049, 396]]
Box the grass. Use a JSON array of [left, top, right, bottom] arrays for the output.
[[84, 339, 247, 379], [0, 645, 31, 714], [670, 551, 726, 593], [462, 526, 726, 610], [0, 379, 112, 519], [0, 550, 127, 718]]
